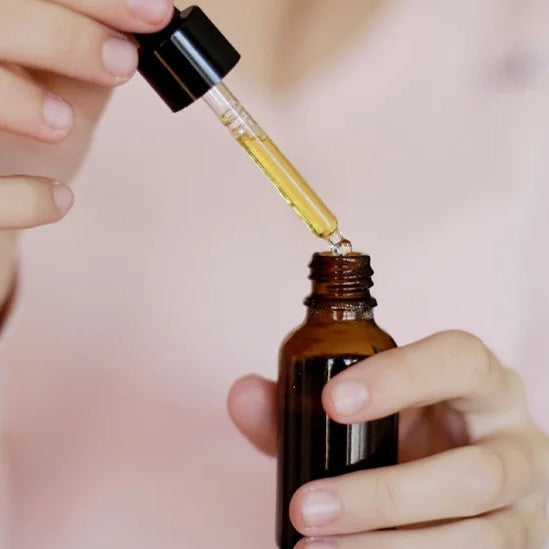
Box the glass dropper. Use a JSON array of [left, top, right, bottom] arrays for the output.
[[201, 83, 352, 255], [135, 6, 352, 256]]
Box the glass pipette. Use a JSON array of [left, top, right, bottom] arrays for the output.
[[135, 6, 352, 255]]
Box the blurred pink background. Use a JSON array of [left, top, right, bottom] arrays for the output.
[[1, 0, 548, 547]]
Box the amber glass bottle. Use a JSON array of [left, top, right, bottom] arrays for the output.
[[276, 252, 398, 548]]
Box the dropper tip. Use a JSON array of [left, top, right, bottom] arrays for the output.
[[327, 229, 353, 256], [332, 239, 353, 257]]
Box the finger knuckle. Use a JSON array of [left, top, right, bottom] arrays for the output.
[[436, 330, 498, 390], [46, 19, 99, 78], [465, 516, 507, 549], [466, 446, 510, 512], [502, 369, 532, 415], [46, 19, 82, 63], [437, 329, 480, 347], [373, 475, 400, 525], [16, 180, 51, 225], [509, 511, 543, 549], [529, 509, 549, 548], [468, 335, 500, 393], [538, 513, 549, 547], [514, 519, 532, 549], [537, 435, 549, 488], [504, 368, 525, 393], [479, 514, 528, 549], [469, 335, 498, 387]]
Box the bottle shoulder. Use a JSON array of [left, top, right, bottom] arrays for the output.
[[280, 317, 396, 360]]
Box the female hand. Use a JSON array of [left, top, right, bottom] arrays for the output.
[[0, 0, 174, 230], [229, 331, 549, 548]]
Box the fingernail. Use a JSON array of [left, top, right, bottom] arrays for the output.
[[102, 37, 138, 82], [301, 490, 340, 528], [128, 0, 170, 24], [330, 380, 368, 416], [53, 183, 74, 214], [43, 94, 73, 132]]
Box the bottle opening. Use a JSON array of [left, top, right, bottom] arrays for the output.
[[305, 252, 377, 310], [317, 251, 362, 258]]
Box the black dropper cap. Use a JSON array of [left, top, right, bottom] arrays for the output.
[[135, 6, 241, 112]]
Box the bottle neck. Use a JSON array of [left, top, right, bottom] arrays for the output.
[[305, 306, 374, 323], [305, 280, 375, 322], [304, 253, 377, 323]]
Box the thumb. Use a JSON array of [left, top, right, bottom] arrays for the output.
[[228, 375, 278, 457], [0, 176, 74, 230]]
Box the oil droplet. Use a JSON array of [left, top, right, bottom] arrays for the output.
[[326, 228, 353, 257], [331, 238, 353, 257]]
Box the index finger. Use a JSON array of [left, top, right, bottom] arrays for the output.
[[46, 0, 174, 32], [322, 330, 530, 426]]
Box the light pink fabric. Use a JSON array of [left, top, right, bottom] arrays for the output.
[[0, 1, 548, 547]]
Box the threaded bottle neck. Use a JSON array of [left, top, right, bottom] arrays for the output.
[[304, 253, 377, 312]]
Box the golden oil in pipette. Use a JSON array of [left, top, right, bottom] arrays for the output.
[[237, 134, 334, 238], [204, 83, 352, 256], [236, 133, 352, 256]]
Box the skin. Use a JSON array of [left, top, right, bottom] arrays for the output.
[[0, 0, 174, 304], [229, 331, 549, 548], [0, 2, 547, 547]]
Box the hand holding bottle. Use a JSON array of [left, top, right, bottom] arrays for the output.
[[229, 331, 549, 547]]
